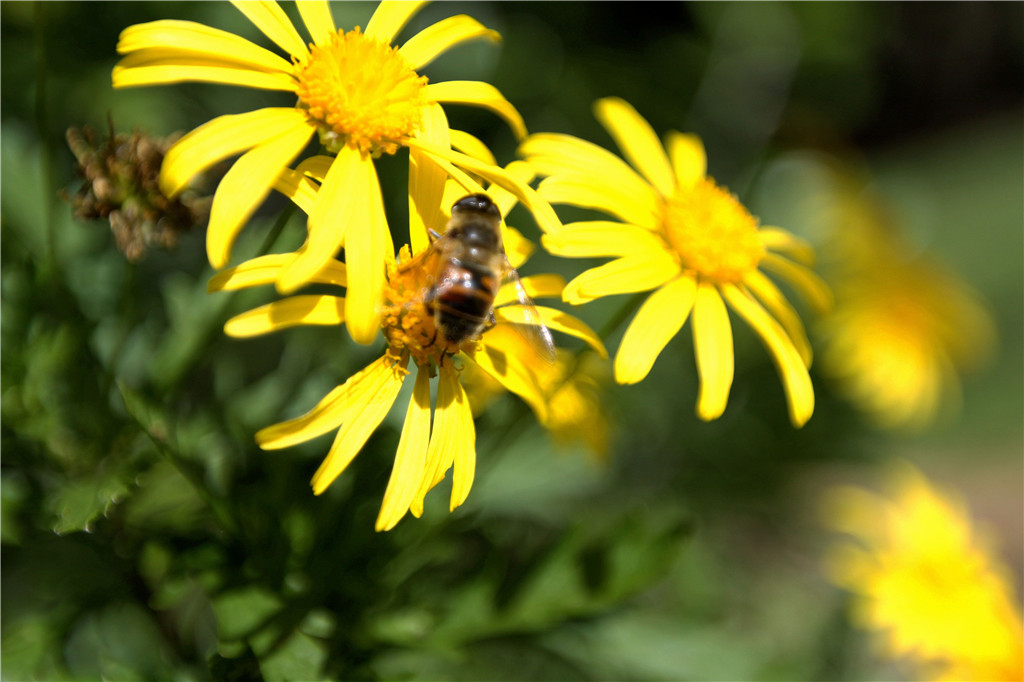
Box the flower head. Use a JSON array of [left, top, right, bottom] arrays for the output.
[[521, 98, 830, 426], [114, 0, 559, 344], [817, 179, 996, 430], [821, 461, 1024, 680], [209, 177, 603, 531]]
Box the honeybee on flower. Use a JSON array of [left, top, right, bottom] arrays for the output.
[[209, 162, 604, 531]]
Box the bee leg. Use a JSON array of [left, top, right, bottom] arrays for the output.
[[428, 229, 442, 242], [483, 309, 497, 332]]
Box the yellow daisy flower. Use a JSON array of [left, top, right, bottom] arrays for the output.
[[521, 97, 830, 427], [114, 0, 558, 344], [818, 180, 996, 430], [822, 461, 1024, 680], [208, 167, 604, 531]]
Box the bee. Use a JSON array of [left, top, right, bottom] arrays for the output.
[[402, 193, 555, 362]]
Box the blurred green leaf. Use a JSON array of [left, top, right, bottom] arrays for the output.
[[48, 468, 130, 535]]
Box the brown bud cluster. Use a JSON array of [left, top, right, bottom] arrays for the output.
[[62, 124, 209, 262]]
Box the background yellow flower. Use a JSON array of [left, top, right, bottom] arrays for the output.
[[822, 461, 1023, 681], [523, 97, 831, 427], [815, 172, 997, 430]]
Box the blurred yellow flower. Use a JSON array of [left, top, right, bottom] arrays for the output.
[[818, 181, 996, 430], [209, 170, 603, 531], [822, 461, 1023, 681], [521, 97, 830, 426], [114, 0, 558, 344], [462, 349, 613, 462]]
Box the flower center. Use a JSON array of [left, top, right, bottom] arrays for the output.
[[381, 247, 469, 369], [662, 178, 765, 282], [294, 28, 429, 156]]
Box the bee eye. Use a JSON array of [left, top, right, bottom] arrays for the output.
[[452, 193, 499, 218]]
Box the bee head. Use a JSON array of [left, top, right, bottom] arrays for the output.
[[451, 193, 500, 220]]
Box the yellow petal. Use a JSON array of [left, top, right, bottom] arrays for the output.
[[294, 155, 334, 182], [409, 103, 451, 256], [206, 121, 316, 268], [160, 107, 309, 198], [761, 253, 833, 313], [744, 269, 812, 367], [280, 148, 389, 344], [692, 283, 734, 421], [113, 56, 297, 90], [721, 284, 814, 427], [520, 133, 660, 230], [665, 130, 706, 191], [257, 355, 394, 451], [614, 275, 697, 384], [365, 0, 427, 43], [376, 366, 431, 531], [562, 251, 680, 305], [495, 305, 608, 359], [408, 138, 561, 234], [208, 255, 346, 292], [466, 325, 550, 422], [502, 225, 535, 270], [295, 0, 335, 46], [425, 80, 526, 140], [448, 129, 496, 167], [541, 221, 666, 259], [230, 0, 308, 59], [759, 227, 815, 266], [486, 159, 534, 217], [255, 384, 349, 451], [495, 273, 565, 306], [410, 366, 458, 517], [224, 295, 344, 337], [400, 15, 499, 71], [447, 374, 476, 511], [273, 166, 319, 215], [276, 146, 359, 294], [308, 356, 406, 493], [115, 19, 293, 73], [594, 97, 675, 199]]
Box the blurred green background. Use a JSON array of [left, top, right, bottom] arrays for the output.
[[2, 2, 1021, 680]]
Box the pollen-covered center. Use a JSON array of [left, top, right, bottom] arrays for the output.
[[381, 247, 466, 368], [663, 178, 765, 282], [294, 28, 428, 156]]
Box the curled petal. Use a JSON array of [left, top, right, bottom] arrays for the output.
[[425, 81, 526, 140], [400, 15, 499, 71]]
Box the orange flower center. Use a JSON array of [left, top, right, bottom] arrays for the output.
[[381, 246, 470, 369], [663, 178, 765, 282], [294, 28, 429, 156]]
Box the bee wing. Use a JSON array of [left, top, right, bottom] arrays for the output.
[[494, 262, 557, 366]]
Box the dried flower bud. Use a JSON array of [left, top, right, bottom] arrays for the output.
[[61, 124, 210, 262]]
